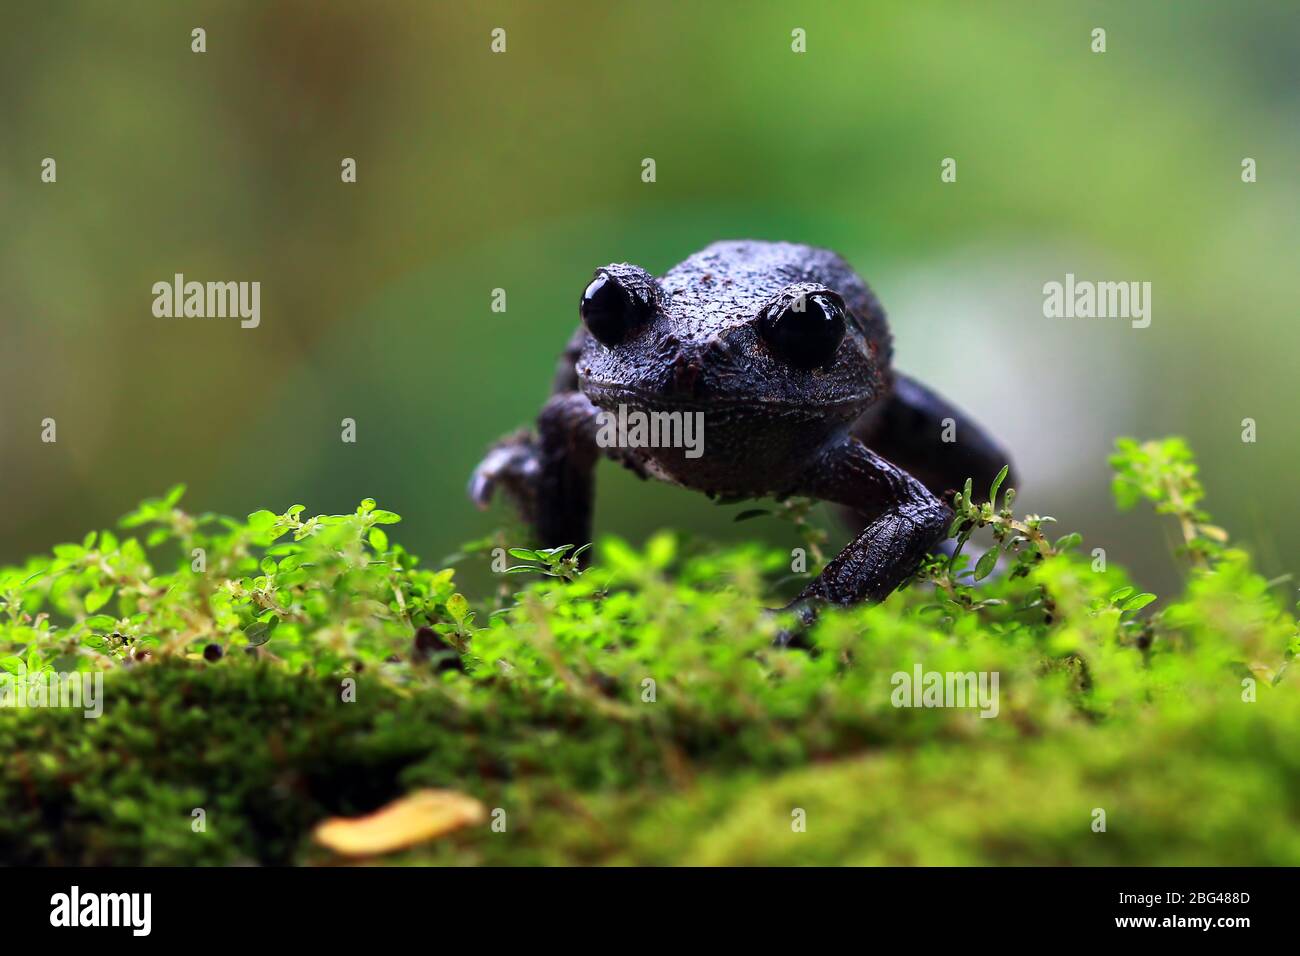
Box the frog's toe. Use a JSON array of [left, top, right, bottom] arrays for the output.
[[468, 432, 540, 511], [766, 597, 823, 651]]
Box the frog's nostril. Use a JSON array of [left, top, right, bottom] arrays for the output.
[[669, 351, 702, 396]]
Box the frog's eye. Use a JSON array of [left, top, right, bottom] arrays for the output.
[[580, 272, 651, 347], [759, 290, 846, 369]]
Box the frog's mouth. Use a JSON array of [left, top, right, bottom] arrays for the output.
[[584, 382, 722, 412], [581, 380, 871, 415]]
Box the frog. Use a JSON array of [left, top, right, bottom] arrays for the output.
[[469, 240, 1015, 633]]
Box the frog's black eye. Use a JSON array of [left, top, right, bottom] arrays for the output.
[[580, 273, 649, 347], [759, 291, 846, 369]]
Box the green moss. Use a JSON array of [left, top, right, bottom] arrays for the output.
[[1, 438, 1296, 865]]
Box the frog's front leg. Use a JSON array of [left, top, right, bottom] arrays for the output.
[[469, 391, 603, 551], [793, 435, 953, 609]]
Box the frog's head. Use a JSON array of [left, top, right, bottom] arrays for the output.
[[575, 241, 892, 428]]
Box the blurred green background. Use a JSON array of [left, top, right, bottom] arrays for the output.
[[2, 1, 1296, 599]]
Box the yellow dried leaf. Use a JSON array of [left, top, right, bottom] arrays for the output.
[[313, 789, 486, 857], [1246, 662, 1275, 684]]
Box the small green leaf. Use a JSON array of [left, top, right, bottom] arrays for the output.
[[1054, 532, 1082, 552], [974, 547, 1000, 581], [646, 533, 676, 569], [244, 619, 277, 646], [446, 593, 469, 624], [1122, 592, 1157, 613], [247, 510, 278, 530], [368, 528, 389, 552], [370, 510, 402, 525], [84, 586, 115, 614], [989, 465, 1009, 507], [278, 569, 308, 588]]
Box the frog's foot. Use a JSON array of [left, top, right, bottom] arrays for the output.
[[468, 428, 541, 521], [767, 597, 823, 651], [471, 393, 602, 553]]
